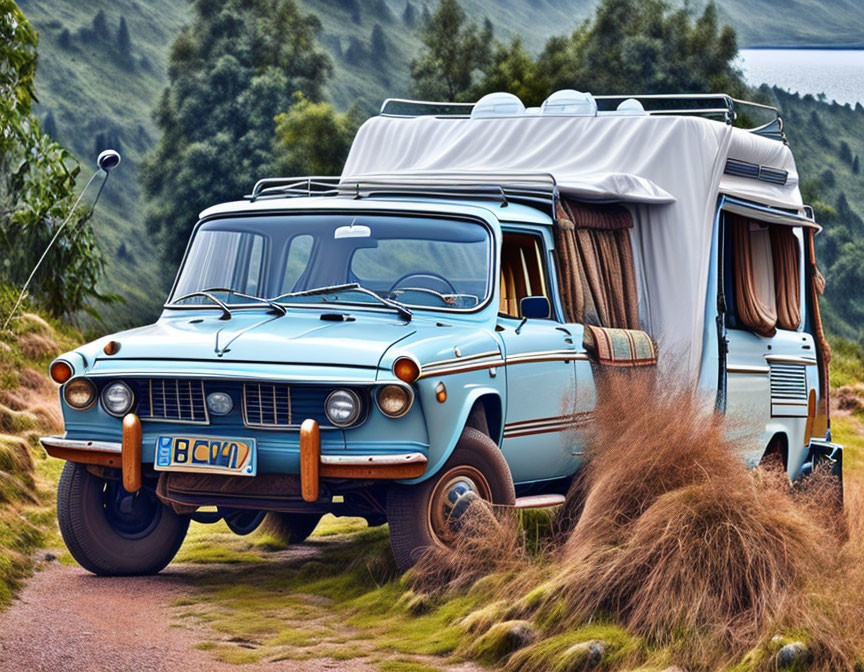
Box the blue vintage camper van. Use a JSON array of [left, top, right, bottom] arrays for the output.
[[42, 92, 841, 573]]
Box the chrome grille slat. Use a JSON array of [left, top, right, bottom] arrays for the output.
[[243, 383, 294, 429], [139, 379, 209, 424]]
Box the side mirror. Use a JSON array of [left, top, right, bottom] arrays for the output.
[[520, 296, 550, 319]]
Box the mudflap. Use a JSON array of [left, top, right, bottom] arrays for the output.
[[799, 436, 844, 509], [802, 437, 844, 481]]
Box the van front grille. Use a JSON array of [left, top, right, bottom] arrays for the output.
[[138, 379, 208, 424], [243, 383, 292, 428], [769, 363, 807, 403]]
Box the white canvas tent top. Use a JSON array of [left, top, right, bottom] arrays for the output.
[[339, 92, 813, 381]]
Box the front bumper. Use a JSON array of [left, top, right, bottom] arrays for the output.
[[41, 413, 428, 502]]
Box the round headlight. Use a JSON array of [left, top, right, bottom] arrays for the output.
[[101, 381, 134, 417], [325, 389, 361, 427], [206, 391, 233, 416], [64, 378, 97, 410], [377, 384, 413, 418]]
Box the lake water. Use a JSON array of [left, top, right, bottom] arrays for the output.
[[739, 49, 864, 106]]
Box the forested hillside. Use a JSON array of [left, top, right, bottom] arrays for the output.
[[18, 0, 864, 336]]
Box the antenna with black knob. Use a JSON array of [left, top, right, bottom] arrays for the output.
[[2, 150, 122, 331]]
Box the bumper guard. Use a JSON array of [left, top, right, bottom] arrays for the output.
[[42, 415, 427, 503]]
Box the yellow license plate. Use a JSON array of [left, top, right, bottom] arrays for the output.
[[155, 436, 257, 476]]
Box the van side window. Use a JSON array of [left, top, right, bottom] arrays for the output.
[[726, 213, 801, 336], [499, 233, 549, 317]]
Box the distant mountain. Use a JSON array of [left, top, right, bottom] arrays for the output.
[[19, 0, 864, 331]]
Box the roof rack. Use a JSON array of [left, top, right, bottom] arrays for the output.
[[246, 176, 341, 201], [379, 93, 786, 142], [244, 171, 560, 216]]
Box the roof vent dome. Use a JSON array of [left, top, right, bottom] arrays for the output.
[[541, 89, 597, 116], [616, 98, 646, 115], [471, 92, 525, 118]]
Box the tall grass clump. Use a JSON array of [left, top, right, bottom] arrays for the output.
[[412, 370, 862, 670]]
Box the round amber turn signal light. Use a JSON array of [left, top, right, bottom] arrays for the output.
[[393, 357, 420, 383], [49, 360, 73, 384], [103, 340, 120, 355]]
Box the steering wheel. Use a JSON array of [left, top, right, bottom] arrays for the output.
[[388, 271, 458, 296]]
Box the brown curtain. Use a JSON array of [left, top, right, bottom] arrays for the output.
[[770, 225, 802, 331], [553, 199, 639, 329], [730, 214, 777, 337], [805, 228, 832, 426]]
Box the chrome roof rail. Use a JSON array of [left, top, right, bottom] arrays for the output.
[[339, 171, 559, 215], [246, 176, 341, 201], [380, 93, 786, 142], [244, 171, 560, 216]]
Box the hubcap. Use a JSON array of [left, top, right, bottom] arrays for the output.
[[101, 480, 162, 540], [428, 466, 492, 543]]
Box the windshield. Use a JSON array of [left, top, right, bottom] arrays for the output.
[[169, 214, 493, 311]]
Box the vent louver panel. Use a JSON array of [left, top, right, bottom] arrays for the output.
[[769, 363, 808, 403], [724, 159, 789, 186]]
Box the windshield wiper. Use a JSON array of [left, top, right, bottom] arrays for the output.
[[173, 287, 287, 316], [272, 283, 413, 321], [208, 288, 288, 316], [171, 291, 233, 320]]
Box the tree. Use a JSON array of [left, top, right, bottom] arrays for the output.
[[116, 16, 131, 56], [372, 0, 393, 22], [42, 110, 57, 138], [141, 0, 332, 267], [403, 2, 417, 27], [0, 2, 110, 318], [411, 0, 493, 100], [479, 0, 747, 105], [371, 24, 387, 61], [344, 36, 367, 63], [272, 94, 362, 176], [92, 9, 109, 40]]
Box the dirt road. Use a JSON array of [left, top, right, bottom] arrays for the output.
[[0, 560, 381, 672]]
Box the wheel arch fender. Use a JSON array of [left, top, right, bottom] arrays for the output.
[[398, 386, 504, 485]]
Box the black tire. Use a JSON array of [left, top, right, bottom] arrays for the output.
[[387, 427, 515, 571], [261, 512, 323, 544], [57, 462, 189, 576]]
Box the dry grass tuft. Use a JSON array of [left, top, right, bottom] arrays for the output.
[[409, 499, 530, 594], [410, 371, 864, 670], [548, 375, 836, 662]]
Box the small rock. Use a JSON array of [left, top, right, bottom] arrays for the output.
[[659, 667, 686, 672], [561, 640, 605, 671], [404, 592, 435, 615], [471, 620, 536, 663], [41, 552, 57, 563], [777, 641, 809, 668]]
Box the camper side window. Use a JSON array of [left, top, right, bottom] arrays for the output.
[[725, 213, 802, 336], [499, 232, 549, 318]]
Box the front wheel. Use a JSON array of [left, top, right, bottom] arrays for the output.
[[57, 462, 189, 576], [387, 427, 515, 571]]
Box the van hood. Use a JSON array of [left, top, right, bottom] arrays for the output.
[[88, 311, 417, 370]]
